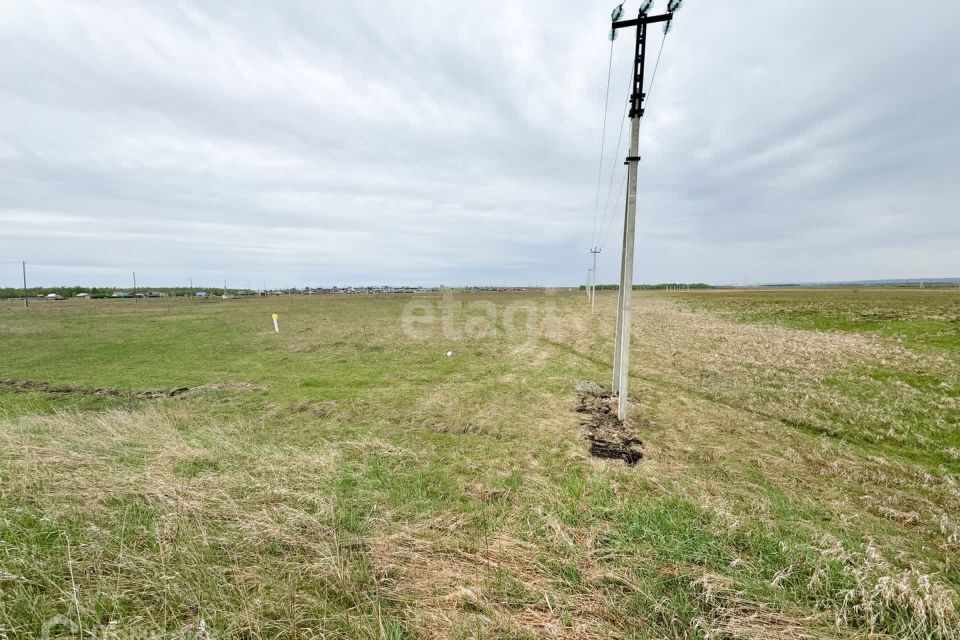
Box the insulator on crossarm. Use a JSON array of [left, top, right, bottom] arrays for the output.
[[640, 0, 654, 14], [668, 0, 683, 11], [609, 3, 624, 39], [663, 19, 673, 34]]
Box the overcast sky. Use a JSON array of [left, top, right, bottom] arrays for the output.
[[1, 1, 958, 288]]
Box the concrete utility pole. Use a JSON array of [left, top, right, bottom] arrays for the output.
[[590, 247, 601, 313], [587, 269, 593, 300], [133, 271, 138, 300], [22, 261, 28, 308], [610, 1, 677, 421]]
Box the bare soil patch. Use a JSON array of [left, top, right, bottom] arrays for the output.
[[0, 378, 262, 400], [574, 380, 644, 465]]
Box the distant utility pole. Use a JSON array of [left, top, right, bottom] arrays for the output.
[[610, 1, 679, 421], [133, 271, 138, 300], [22, 261, 28, 308], [590, 247, 601, 313]]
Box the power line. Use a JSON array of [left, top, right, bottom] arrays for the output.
[[642, 29, 669, 130], [598, 29, 670, 252], [599, 170, 629, 250], [590, 38, 617, 248], [598, 78, 632, 239]]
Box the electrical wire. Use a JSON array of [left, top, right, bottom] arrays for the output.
[[589, 39, 617, 249], [598, 76, 632, 244], [599, 170, 629, 250], [597, 30, 669, 251]]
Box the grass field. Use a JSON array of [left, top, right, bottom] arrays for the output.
[[1, 289, 958, 639]]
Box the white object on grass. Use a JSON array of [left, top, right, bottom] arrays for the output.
[[272, 313, 280, 333], [446, 351, 453, 357]]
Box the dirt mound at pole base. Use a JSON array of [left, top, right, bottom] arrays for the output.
[[574, 380, 644, 466]]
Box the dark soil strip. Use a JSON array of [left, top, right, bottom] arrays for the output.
[[0, 379, 262, 400], [574, 380, 644, 466]]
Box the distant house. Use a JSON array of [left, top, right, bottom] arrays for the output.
[[146, 291, 168, 298], [111, 291, 132, 298], [44, 293, 64, 300], [196, 291, 208, 297], [74, 293, 91, 299]]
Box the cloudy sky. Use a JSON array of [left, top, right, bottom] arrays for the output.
[[1, 1, 958, 288]]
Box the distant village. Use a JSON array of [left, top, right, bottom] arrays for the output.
[[12, 286, 540, 301]]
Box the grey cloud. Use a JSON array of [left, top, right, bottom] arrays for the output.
[[1, 1, 958, 287]]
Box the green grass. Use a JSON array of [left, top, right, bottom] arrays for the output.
[[674, 289, 960, 468], [0, 291, 958, 638], [678, 288, 960, 352]]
